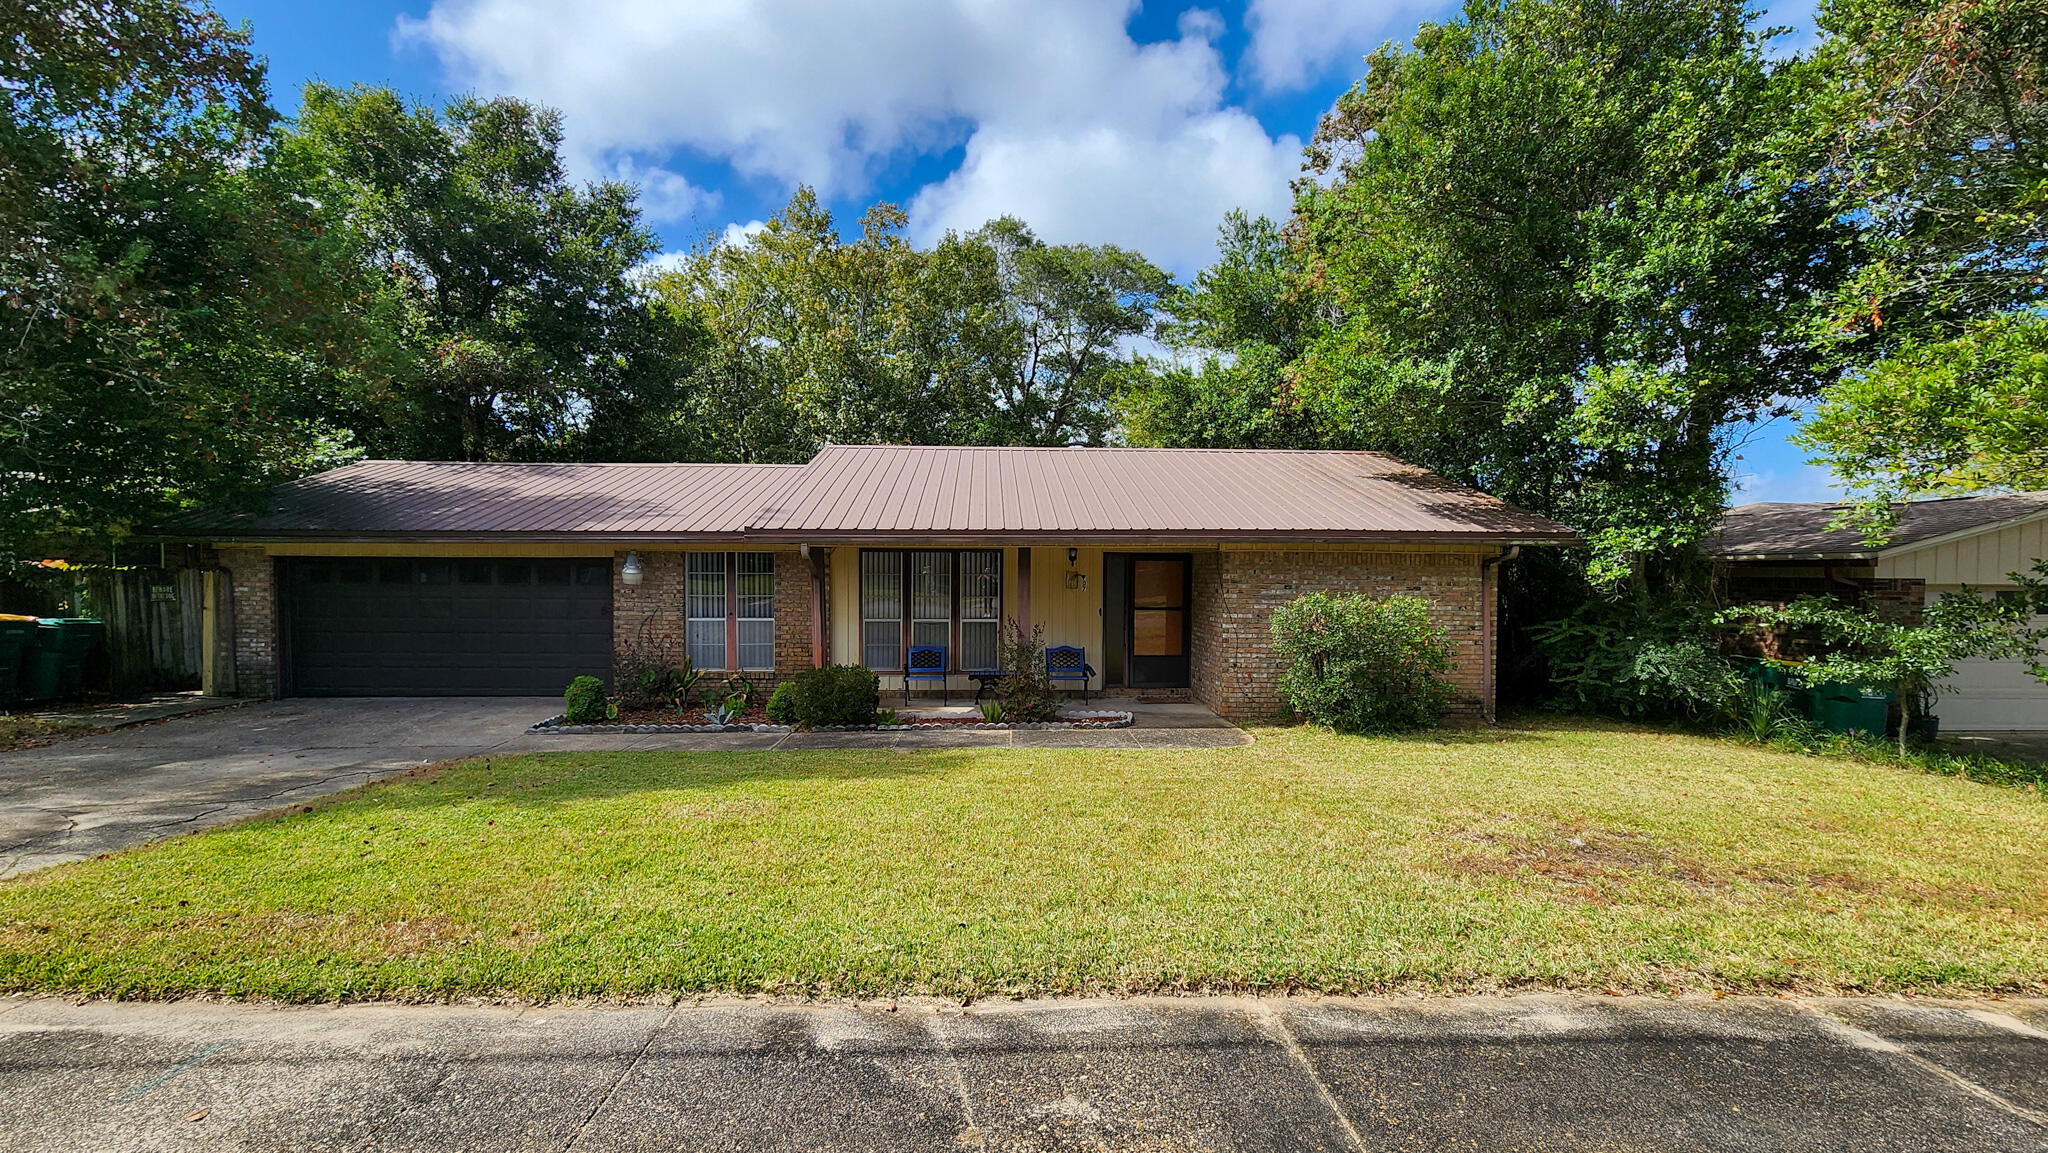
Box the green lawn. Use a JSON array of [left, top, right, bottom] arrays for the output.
[[3, 720, 2045, 1001]]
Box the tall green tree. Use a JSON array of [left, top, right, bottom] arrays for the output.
[[1, 0, 360, 560], [647, 190, 1169, 456], [286, 83, 678, 462], [1793, 0, 2048, 529], [1129, 0, 1851, 587]]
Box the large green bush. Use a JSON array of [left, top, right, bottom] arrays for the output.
[[1529, 597, 1742, 720], [1270, 593, 1454, 732], [789, 664, 880, 728]]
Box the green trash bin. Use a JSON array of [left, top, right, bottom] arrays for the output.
[[20, 621, 65, 702], [42, 618, 105, 698], [0, 615, 36, 706], [1810, 682, 1892, 736]]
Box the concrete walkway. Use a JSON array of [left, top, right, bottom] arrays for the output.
[[3, 993, 2045, 1151], [0, 697, 1245, 877]]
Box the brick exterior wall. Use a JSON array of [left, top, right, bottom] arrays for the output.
[[610, 548, 814, 687], [216, 546, 279, 699], [1190, 547, 1492, 722]]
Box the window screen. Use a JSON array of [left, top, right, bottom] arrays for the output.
[[959, 550, 1001, 671], [686, 552, 728, 669], [736, 553, 775, 671], [860, 550, 905, 670]]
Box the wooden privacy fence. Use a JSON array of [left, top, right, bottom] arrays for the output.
[[75, 568, 205, 694]]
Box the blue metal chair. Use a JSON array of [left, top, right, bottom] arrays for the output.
[[904, 645, 949, 704], [1045, 645, 1094, 700]]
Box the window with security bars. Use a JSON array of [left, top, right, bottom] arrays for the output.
[[736, 553, 776, 671], [910, 551, 952, 654], [861, 550, 904, 671], [959, 550, 1001, 671], [686, 553, 728, 670], [859, 549, 1001, 672]]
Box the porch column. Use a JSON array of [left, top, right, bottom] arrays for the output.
[[1017, 546, 1031, 632]]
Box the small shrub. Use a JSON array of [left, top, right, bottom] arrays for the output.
[[1271, 592, 1454, 733], [875, 708, 900, 726], [562, 676, 611, 725], [977, 698, 1005, 723], [994, 619, 1062, 722], [765, 681, 799, 724], [614, 633, 701, 710], [791, 664, 880, 728]]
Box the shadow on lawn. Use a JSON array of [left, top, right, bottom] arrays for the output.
[[306, 746, 1024, 818]]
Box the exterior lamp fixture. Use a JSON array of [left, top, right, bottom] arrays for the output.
[[1068, 547, 1079, 566], [621, 552, 644, 586]]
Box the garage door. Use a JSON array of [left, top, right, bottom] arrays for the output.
[[283, 557, 612, 696], [1939, 615, 2048, 732]]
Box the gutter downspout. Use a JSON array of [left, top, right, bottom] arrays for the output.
[[1480, 546, 1521, 724]]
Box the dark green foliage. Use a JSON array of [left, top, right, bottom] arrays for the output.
[[993, 620, 1063, 722], [1270, 593, 1455, 733], [789, 665, 880, 728], [1, 0, 364, 562], [285, 83, 685, 463], [613, 640, 700, 711], [765, 681, 799, 725], [1528, 597, 1741, 721], [562, 676, 609, 725]]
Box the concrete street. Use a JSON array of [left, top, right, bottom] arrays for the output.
[[2, 993, 2045, 1151]]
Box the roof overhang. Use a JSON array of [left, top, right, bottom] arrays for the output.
[[164, 528, 1581, 548]]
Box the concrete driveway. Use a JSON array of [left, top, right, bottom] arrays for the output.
[[3, 993, 2045, 1151], [0, 698, 562, 878]]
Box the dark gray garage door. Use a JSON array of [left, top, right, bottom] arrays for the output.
[[283, 557, 612, 696]]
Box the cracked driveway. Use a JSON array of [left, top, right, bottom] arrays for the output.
[[0, 698, 568, 878]]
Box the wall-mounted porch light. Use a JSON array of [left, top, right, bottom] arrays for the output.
[[621, 552, 644, 586], [1067, 547, 1079, 566]]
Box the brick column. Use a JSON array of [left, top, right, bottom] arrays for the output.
[[216, 546, 279, 699]]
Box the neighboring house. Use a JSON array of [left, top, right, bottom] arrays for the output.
[[1705, 492, 2048, 733], [166, 445, 1575, 721]]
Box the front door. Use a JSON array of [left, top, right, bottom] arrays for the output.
[[1110, 554, 1189, 688]]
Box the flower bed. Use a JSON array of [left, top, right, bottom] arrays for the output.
[[530, 711, 1135, 735]]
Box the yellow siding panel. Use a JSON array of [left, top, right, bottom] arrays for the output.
[[1879, 518, 2048, 586]]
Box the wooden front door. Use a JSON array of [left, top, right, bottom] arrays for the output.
[[1107, 554, 1190, 688]]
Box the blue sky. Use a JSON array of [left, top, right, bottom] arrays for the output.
[[214, 0, 1834, 501]]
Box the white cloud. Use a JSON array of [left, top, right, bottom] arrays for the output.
[[720, 220, 767, 249], [399, 0, 1308, 274], [909, 114, 1299, 273], [1242, 0, 1447, 92], [601, 158, 716, 224]]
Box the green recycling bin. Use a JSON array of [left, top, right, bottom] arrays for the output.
[[42, 618, 105, 698], [20, 621, 65, 702], [0, 615, 36, 706], [1809, 682, 1892, 736]]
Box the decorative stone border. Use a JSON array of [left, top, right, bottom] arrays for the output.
[[529, 711, 1135, 735]]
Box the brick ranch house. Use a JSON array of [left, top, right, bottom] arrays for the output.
[[169, 445, 1575, 721]]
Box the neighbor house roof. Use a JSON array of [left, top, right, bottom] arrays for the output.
[[1704, 491, 2048, 560], [171, 445, 1578, 546]]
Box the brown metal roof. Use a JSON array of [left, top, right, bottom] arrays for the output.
[[750, 445, 1575, 542], [1705, 492, 2048, 559], [174, 446, 1577, 545], [173, 460, 806, 540]]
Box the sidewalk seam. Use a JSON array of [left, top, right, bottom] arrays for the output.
[[1794, 999, 2048, 1132], [1248, 1001, 1370, 1153], [561, 1003, 674, 1152]]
